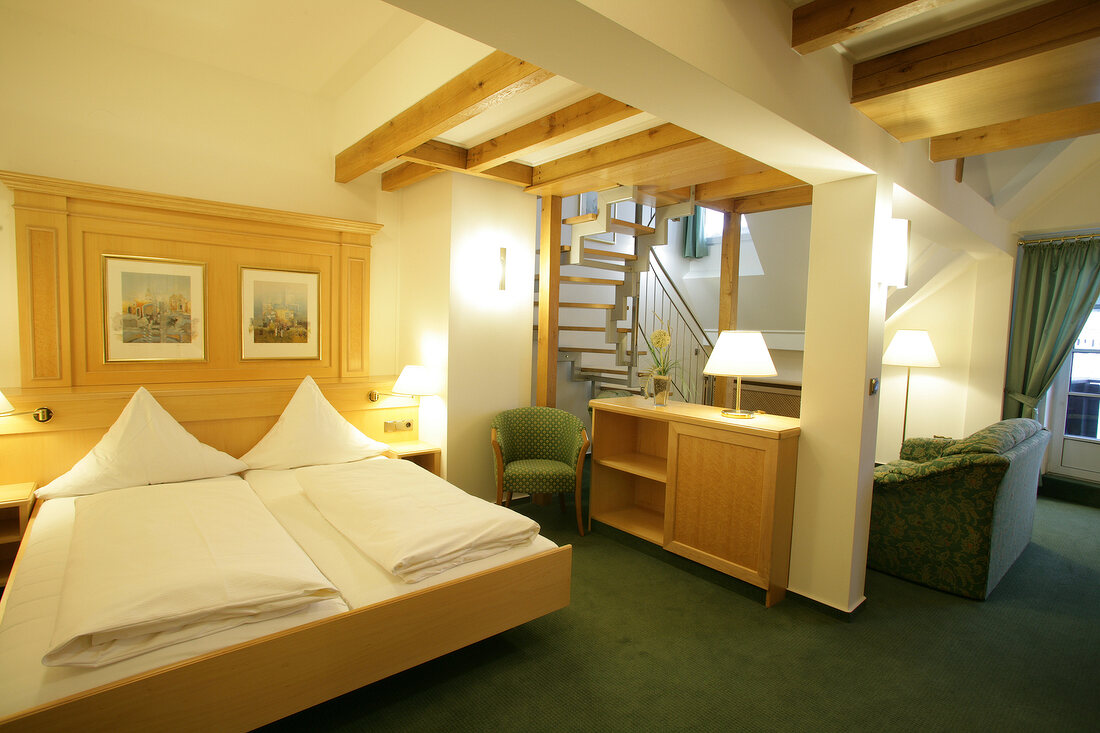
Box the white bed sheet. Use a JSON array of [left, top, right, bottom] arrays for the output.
[[0, 459, 559, 719], [0, 492, 348, 718], [244, 458, 558, 609]]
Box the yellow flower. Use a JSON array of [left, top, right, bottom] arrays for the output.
[[651, 329, 671, 350]]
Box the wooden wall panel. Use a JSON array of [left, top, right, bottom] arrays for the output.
[[341, 239, 371, 377], [13, 191, 71, 387]]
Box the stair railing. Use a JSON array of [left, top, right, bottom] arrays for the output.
[[635, 251, 713, 403]]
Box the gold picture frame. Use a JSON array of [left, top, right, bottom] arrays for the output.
[[240, 266, 320, 360], [103, 255, 207, 363]]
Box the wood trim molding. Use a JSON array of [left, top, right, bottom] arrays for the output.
[[0, 171, 382, 235]]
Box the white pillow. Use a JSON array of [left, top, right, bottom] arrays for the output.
[[241, 375, 390, 470], [37, 387, 248, 500]]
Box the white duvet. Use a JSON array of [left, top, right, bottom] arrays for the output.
[[299, 459, 540, 583], [43, 477, 342, 668]]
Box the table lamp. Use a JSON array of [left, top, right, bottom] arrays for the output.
[[703, 331, 777, 419], [368, 365, 440, 402], [882, 329, 939, 442]]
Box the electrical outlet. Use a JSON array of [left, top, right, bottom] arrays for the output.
[[384, 419, 414, 432]]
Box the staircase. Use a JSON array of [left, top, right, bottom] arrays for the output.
[[535, 187, 712, 400]]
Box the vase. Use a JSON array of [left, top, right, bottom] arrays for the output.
[[652, 374, 671, 407]]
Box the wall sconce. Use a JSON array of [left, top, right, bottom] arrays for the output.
[[368, 365, 441, 402], [0, 390, 53, 423], [875, 218, 910, 287], [499, 247, 507, 291]]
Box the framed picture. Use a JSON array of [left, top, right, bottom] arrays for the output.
[[103, 255, 206, 362], [240, 267, 320, 360]]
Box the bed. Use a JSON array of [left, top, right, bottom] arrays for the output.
[[0, 380, 572, 732]]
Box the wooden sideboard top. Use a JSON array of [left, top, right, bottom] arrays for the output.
[[588, 396, 800, 439]]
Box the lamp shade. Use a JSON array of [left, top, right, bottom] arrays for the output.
[[391, 365, 440, 396], [882, 330, 940, 368], [0, 390, 13, 414], [703, 331, 777, 377]]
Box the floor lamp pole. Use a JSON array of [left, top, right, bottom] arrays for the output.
[[901, 366, 912, 443]]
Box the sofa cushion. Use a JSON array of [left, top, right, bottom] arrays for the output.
[[941, 418, 1043, 456]]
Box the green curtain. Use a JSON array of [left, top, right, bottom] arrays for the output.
[[1003, 236, 1100, 419], [682, 206, 708, 259]]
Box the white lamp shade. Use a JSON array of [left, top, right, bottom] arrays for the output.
[[703, 331, 777, 377], [882, 329, 940, 368], [0, 390, 13, 414], [392, 365, 440, 396]]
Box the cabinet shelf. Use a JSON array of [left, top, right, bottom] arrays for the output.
[[596, 452, 667, 483], [593, 506, 664, 544]]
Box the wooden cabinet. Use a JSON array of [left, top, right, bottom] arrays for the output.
[[0, 482, 36, 588], [389, 441, 442, 476], [590, 397, 799, 606]]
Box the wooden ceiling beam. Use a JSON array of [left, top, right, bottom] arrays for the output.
[[929, 102, 1100, 161], [792, 0, 952, 55], [851, 0, 1100, 141], [527, 123, 702, 195], [398, 139, 533, 187], [696, 170, 806, 202], [730, 186, 813, 214], [466, 94, 641, 172], [380, 162, 443, 193], [335, 50, 552, 183]]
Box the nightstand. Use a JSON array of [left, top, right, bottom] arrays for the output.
[[0, 482, 36, 588], [390, 441, 442, 476]]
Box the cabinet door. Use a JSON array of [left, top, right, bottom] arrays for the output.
[[664, 422, 778, 589]]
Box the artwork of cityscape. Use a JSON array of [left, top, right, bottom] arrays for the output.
[[251, 279, 310, 343], [119, 272, 193, 344]]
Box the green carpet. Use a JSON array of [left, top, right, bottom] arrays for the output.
[[261, 497, 1099, 732]]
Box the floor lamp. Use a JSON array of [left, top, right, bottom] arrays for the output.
[[882, 329, 940, 442], [703, 330, 777, 419]]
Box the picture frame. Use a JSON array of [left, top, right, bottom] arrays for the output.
[[240, 267, 320, 360], [103, 255, 206, 363]]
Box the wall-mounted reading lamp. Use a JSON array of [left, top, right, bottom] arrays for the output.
[[367, 365, 440, 403], [0, 390, 53, 423]]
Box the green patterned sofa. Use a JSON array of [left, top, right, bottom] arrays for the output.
[[868, 418, 1050, 600]]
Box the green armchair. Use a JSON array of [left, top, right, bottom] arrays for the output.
[[491, 406, 590, 535], [868, 418, 1050, 600]]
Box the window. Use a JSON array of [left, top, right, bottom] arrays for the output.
[[1064, 306, 1100, 439]]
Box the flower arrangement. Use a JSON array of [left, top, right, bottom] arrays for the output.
[[641, 317, 678, 377]]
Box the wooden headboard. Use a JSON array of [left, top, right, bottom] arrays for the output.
[[0, 171, 409, 486]]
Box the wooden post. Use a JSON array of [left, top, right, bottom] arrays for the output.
[[536, 196, 562, 406], [715, 210, 740, 407]]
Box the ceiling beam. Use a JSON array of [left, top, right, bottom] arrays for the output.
[[929, 102, 1100, 161], [852, 0, 1100, 141], [398, 140, 533, 186], [526, 123, 702, 195], [335, 50, 552, 183], [380, 162, 443, 193], [466, 93, 641, 172], [730, 186, 814, 214], [696, 170, 806, 202], [792, 0, 952, 55]]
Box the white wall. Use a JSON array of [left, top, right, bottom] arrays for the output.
[[448, 175, 537, 499], [875, 255, 1014, 462], [0, 7, 399, 388]]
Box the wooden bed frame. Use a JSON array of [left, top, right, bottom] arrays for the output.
[[0, 504, 571, 733], [0, 173, 574, 731]]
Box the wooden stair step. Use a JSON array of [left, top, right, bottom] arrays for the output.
[[534, 302, 614, 310], [559, 347, 646, 355], [562, 212, 598, 225], [579, 367, 629, 375], [606, 218, 656, 236], [559, 245, 637, 261], [536, 274, 622, 286], [533, 325, 631, 333]]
